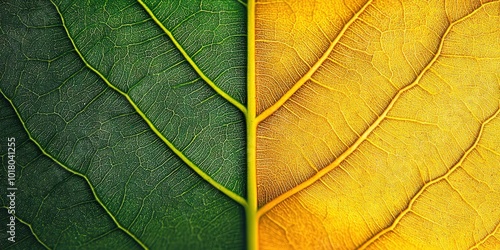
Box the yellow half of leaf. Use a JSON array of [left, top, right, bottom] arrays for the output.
[[255, 0, 500, 249]]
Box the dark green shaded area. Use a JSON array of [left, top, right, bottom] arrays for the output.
[[1, 0, 246, 248], [0, 209, 45, 249], [141, 0, 247, 103], [0, 97, 140, 249]]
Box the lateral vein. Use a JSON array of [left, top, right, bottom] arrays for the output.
[[255, 0, 374, 123], [136, 0, 247, 115], [357, 106, 500, 249], [257, 2, 484, 217], [0, 90, 148, 250], [50, 0, 247, 207], [0, 208, 51, 249], [469, 220, 500, 250]]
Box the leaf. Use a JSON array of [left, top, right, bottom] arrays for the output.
[[1, 0, 499, 250], [1, 0, 246, 249], [255, 0, 500, 249]]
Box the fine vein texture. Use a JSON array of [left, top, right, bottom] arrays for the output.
[[1, 0, 246, 249], [0, 96, 141, 249], [256, 0, 500, 249], [1, 0, 500, 249]]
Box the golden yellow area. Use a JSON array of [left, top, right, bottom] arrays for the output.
[[255, 0, 500, 248], [255, 0, 367, 114]]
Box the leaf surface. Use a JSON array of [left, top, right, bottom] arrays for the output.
[[1, 0, 246, 249], [1, 0, 500, 249], [255, 0, 500, 249]]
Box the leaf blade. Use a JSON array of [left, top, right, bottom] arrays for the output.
[[256, 0, 500, 249], [1, 0, 247, 248]]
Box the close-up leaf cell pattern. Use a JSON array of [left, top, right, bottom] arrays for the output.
[[1, 0, 499, 249]]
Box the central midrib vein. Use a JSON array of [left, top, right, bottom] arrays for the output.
[[246, 1, 259, 250], [137, 1, 258, 248], [53, 1, 250, 248]]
